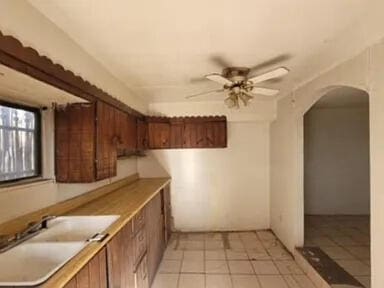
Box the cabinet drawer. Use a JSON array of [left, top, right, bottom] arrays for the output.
[[134, 228, 147, 265], [135, 254, 149, 288], [132, 207, 146, 234]]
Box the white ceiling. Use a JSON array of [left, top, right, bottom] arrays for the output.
[[0, 64, 85, 107], [28, 0, 378, 103]]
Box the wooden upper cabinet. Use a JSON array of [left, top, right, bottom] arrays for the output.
[[96, 101, 117, 180], [146, 116, 227, 149], [116, 110, 137, 156], [137, 118, 149, 151], [55, 101, 140, 183], [115, 109, 127, 157], [126, 114, 138, 153], [148, 119, 170, 149], [56, 104, 226, 181], [55, 103, 96, 183], [184, 120, 207, 148], [205, 119, 227, 148]]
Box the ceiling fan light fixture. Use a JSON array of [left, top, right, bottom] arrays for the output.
[[225, 93, 239, 109], [239, 92, 253, 106]]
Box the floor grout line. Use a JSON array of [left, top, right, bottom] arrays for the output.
[[156, 230, 360, 288]]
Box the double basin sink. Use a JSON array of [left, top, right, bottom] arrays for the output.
[[0, 215, 119, 286]]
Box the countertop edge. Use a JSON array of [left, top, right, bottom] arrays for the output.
[[41, 177, 171, 288]]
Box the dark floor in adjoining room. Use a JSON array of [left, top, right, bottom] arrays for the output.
[[304, 215, 370, 288]]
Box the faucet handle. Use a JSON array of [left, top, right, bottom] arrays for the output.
[[41, 215, 55, 229]]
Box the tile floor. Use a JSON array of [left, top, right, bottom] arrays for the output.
[[152, 231, 317, 288], [304, 215, 371, 288]]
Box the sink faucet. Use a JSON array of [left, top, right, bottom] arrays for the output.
[[15, 215, 55, 240], [0, 215, 55, 253]]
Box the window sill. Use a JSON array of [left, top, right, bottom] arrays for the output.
[[0, 178, 54, 191]]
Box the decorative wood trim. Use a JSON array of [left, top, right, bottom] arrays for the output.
[[0, 30, 143, 117]]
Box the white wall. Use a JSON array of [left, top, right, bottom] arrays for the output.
[[0, 108, 138, 224], [138, 101, 272, 232], [270, 44, 384, 287], [304, 106, 370, 215], [0, 1, 144, 224], [139, 122, 270, 232]]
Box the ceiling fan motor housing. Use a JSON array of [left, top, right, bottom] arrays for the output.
[[222, 67, 250, 83]]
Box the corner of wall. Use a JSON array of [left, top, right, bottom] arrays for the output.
[[137, 151, 170, 178]]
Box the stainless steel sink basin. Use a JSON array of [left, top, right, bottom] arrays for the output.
[[31, 215, 120, 242], [0, 242, 85, 286], [0, 214, 119, 286]]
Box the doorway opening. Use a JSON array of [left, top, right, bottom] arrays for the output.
[[303, 87, 370, 287]]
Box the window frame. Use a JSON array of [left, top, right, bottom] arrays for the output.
[[0, 100, 42, 184]]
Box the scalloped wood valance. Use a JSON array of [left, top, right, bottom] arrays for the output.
[[0, 30, 143, 117]]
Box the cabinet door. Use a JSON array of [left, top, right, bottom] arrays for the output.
[[106, 220, 135, 288], [126, 114, 137, 153], [96, 101, 117, 180], [206, 120, 227, 148], [162, 185, 172, 244], [146, 193, 165, 285], [64, 247, 107, 288], [116, 109, 127, 157], [137, 118, 148, 151], [55, 103, 95, 182], [148, 122, 170, 149], [170, 120, 184, 148], [183, 121, 206, 148], [135, 254, 149, 288], [115, 110, 137, 156]]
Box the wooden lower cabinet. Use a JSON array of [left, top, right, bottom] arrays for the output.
[[162, 185, 172, 244], [63, 185, 171, 288], [106, 220, 135, 288], [64, 247, 108, 288], [146, 193, 166, 285]]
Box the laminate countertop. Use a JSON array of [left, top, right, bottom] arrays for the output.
[[18, 177, 170, 288]]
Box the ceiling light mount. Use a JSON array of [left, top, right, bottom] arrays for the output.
[[222, 67, 250, 83]]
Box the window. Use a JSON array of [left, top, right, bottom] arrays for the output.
[[0, 102, 41, 183]]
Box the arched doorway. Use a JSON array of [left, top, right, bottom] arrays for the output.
[[303, 86, 370, 287]]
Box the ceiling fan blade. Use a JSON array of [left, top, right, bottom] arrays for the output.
[[190, 76, 207, 83], [249, 54, 291, 72], [248, 67, 289, 84], [242, 90, 275, 101], [263, 77, 284, 84], [185, 88, 225, 99], [251, 87, 279, 96], [205, 73, 233, 86], [210, 55, 232, 68]]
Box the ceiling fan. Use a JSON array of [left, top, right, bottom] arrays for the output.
[[186, 55, 290, 108]]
